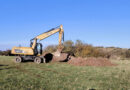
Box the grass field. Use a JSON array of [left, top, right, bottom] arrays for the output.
[[0, 56, 130, 90]]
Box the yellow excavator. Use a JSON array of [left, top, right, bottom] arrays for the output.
[[11, 25, 64, 64]]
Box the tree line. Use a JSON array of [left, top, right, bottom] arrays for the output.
[[1, 40, 130, 59], [0, 50, 12, 56], [43, 40, 130, 59]]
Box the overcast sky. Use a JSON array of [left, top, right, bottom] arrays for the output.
[[0, 0, 130, 50]]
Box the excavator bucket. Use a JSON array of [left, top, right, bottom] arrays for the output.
[[53, 50, 61, 56], [53, 46, 63, 57], [51, 45, 70, 62]]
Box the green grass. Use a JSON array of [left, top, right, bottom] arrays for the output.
[[0, 56, 130, 90]]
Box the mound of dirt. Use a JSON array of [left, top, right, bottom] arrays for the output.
[[52, 53, 69, 62], [68, 57, 116, 66], [43, 52, 116, 66], [42, 52, 70, 62], [68, 57, 87, 66]]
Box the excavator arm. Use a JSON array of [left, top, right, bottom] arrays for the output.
[[31, 25, 64, 50]]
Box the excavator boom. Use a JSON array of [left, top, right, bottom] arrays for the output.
[[36, 25, 63, 41], [31, 25, 64, 50]]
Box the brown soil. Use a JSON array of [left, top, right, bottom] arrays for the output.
[[42, 52, 70, 62], [68, 57, 117, 66], [52, 53, 69, 62], [43, 52, 116, 66]]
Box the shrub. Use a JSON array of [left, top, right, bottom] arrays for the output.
[[0, 50, 11, 56], [43, 40, 130, 59], [43, 45, 57, 53]]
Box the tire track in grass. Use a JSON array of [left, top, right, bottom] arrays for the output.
[[35, 66, 70, 76], [14, 65, 46, 79], [14, 65, 70, 79]]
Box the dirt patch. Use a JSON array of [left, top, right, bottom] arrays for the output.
[[68, 57, 117, 66], [52, 53, 69, 62], [43, 52, 116, 66], [42, 52, 70, 62]]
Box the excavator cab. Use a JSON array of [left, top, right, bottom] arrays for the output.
[[30, 41, 42, 56], [35, 43, 43, 56]]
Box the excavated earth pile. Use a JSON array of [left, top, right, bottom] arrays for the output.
[[68, 57, 117, 66], [52, 53, 69, 62], [43, 52, 70, 62], [43, 52, 116, 66]]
